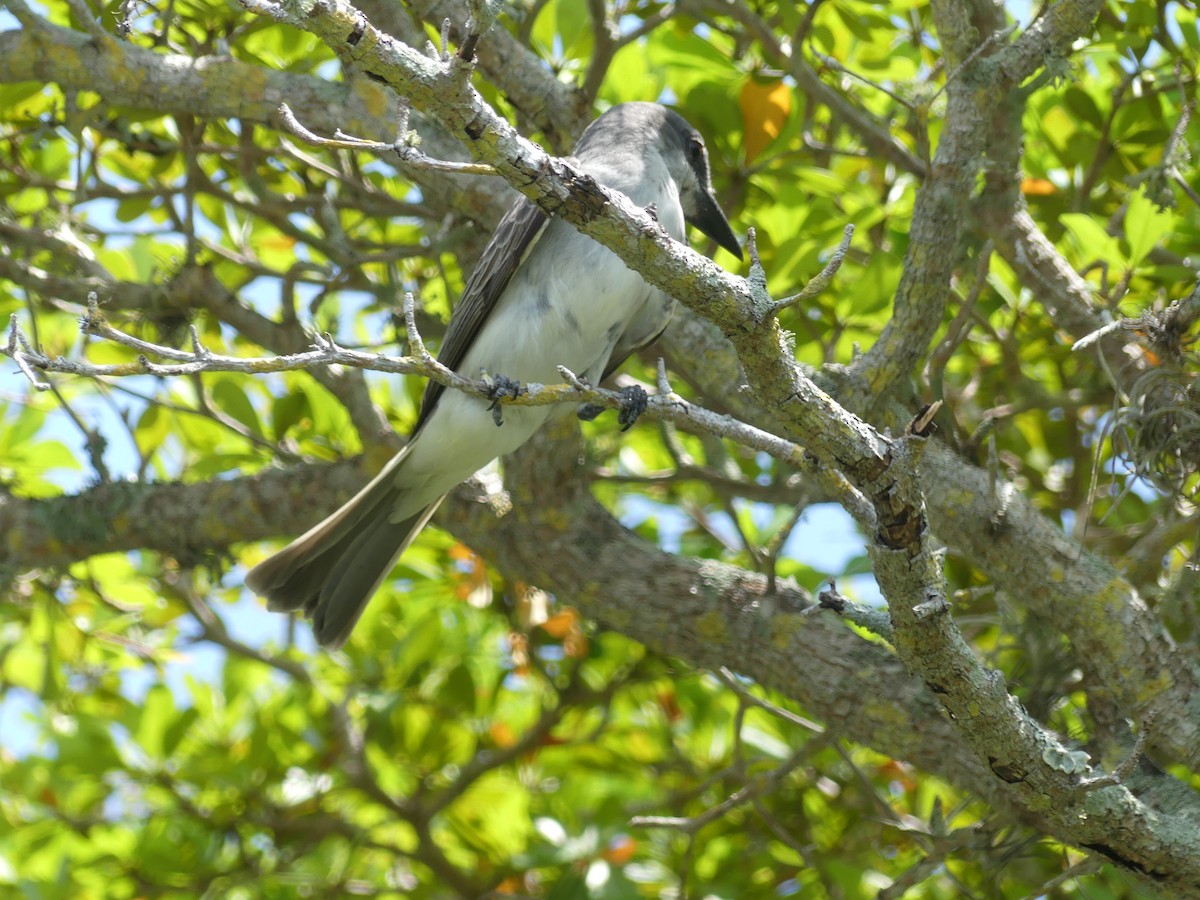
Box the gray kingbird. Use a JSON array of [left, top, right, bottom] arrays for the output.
[[246, 102, 741, 647]]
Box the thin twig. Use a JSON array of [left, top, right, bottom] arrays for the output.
[[716, 667, 824, 734], [1077, 711, 1157, 792], [7, 314, 51, 390], [630, 744, 810, 833], [278, 103, 498, 175], [769, 224, 855, 313]]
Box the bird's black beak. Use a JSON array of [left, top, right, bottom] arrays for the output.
[[689, 189, 742, 260]]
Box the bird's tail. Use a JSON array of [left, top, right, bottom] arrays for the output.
[[245, 449, 443, 648]]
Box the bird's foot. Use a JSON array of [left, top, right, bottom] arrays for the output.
[[484, 374, 524, 426], [576, 401, 604, 422], [577, 385, 649, 431], [574, 375, 603, 422], [616, 384, 648, 431]]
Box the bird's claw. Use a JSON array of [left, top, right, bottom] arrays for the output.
[[576, 385, 649, 430], [617, 384, 648, 431], [576, 402, 604, 422], [485, 374, 523, 426], [574, 375, 603, 422]]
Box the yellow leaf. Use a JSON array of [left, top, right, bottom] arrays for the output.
[[740, 77, 791, 163], [540, 608, 579, 638], [448, 542, 476, 562], [603, 834, 638, 865], [490, 722, 517, 748], [1021, 177, 1057, 196], [258, 233, 296, 251]]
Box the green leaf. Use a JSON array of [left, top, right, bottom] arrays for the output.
[[1062, 85, 1104, 129], [1125, 187, 1176, 265], [554, 0, 592, 58], [444, 770, 532, 860], [1060, 213, 1126, 269], [162, 707, 199, 758], [602, 43, 663, 106], [271, 390, 310, 440], [116, 195, 153, 223], [1, 402, 46, 449], [211, 377, 263, 436], [439, 662, 477, 713], [134, 403, 169, 458], [135, 684, 177, 759], [0, 82, 51, 120]]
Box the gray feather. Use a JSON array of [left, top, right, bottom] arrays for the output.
[[245, 444, 442, 648]]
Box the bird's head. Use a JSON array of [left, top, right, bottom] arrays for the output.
[[656, 107, 742, 260], [577, 103, 742, 260]]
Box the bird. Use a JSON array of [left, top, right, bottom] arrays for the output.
[[246, 102, 741, 648]]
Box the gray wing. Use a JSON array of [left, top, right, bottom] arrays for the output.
[[601, 311, 673, 382], [415, 198, 549, 430]]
